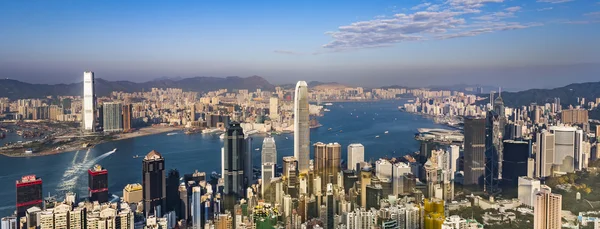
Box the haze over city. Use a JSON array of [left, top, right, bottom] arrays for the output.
[[1, 0, 599, 89]]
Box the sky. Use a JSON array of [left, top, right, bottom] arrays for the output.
[[1, 0, 599, 89]]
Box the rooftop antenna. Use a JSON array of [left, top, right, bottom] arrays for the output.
[[498, 87, 502, 97]]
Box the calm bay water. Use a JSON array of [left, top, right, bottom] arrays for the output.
[[0, 100, 449, 216]]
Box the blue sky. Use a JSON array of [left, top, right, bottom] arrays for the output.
[[0, 0, 599, 89]]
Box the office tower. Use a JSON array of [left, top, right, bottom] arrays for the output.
[[375, 159, 393, 180], [518, 177, 541, 207], [88, 164, 109, 203], [244, 136, 254, 188], [261, 136, 277, 165], [294, 81, 310, 174], [534, 189, 562, 229], [261, 162, 275, 197], [314, 142, 342, 190], [166, 169, 181, 216], [189, 104, 196, 122], [143, 150, 167, 217], [178, 184, 189, 222], [122, 104, 132, 131], [222, 122, 247, 211], [347, 143, 365, 171], [561, 108, 589, 125], [536, 131, 555, 177], [83, 71, 96, 132], [191, 187, 202, 229], [1, 217, 17, 229], [360, 168, 372, 208], [448, 145, 459, 178], [269, 96, 279, 120], [502, 140, 531, 185], [102, 102, 123, 132], [549, 126, 578, 173], [366, 184, 383, 210], [392, 162, 411, 196], [123, 183, 143, 204], [323, 184, 334, 229], [463, 117, 486, 186], [485, 108, 505, 195], [15, 175, 43, 218]]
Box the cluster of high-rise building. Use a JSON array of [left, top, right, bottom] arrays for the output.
[[5, 76, 600, 229]]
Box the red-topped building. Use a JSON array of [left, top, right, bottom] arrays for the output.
[[88, 164, 109, 203], [16, 175, 43, 218]]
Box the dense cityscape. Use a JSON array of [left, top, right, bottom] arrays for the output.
[[1, 70, 600, 229]]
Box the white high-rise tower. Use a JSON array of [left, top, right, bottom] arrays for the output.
[[83, 71, 96, 132], [294, 81, 310, 174]]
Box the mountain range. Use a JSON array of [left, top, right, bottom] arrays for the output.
[[0, 76, 274, 99], [480, 81, 600, 108]]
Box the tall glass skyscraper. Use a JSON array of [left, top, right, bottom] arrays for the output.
[[222, 122, 247, 211], [102, 102, 123, 132], [294, 81, 310, 174], [82, 71, 96, 132], [261, 136, 277, 165], [142, 150, 166, 217]]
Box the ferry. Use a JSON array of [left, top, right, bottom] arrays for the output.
[[328, 128, 333, 131], [324, 103, 333, 106], [111, 148, 118, 153], [25, 148, 33, 154], [285, 137, 289, 140], [167, 132, 178, 136], [255, 148, 260, 151], [339, 130, 343, 133], [375, 135, 380, 138], [133, 155, 139, 159], [384, 131, 389, 134]]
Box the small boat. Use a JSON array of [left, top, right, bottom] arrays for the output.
[[133, 155, 139, 159], [255, 148, 260, 151], [339, 130, 343, 133], [375, 135, 380, 138], [167, 132, 178, 136], [323, 109, 331, 112], [111, 148, 118, 152], [25, 148, 33, 154], [384, 131, 389, 134], [285, 137, 289, 140], [324, 103, 333, 106], [328, 128, 333, 131]]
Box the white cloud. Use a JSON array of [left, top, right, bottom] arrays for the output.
[[536, 0, 574, 3], [505, 6, 522, 12], [322, 0, 539, 50], [411, 2, 432, 10]]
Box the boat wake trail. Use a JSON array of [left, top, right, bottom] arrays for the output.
[[57, 149, 117, 193]]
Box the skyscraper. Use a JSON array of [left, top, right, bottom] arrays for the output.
[[103, 102, 123, 132], [222, 122, 247, 211], [261, 136, 277, 165], [485, 108, 505, 195], [88, 164, 109, 203], [502, 140, 531, 185], [549, 126, 579, 173], [269, 96, 279, 120], [143, 150, 166, 217], [261, 162, 275, 197], [536, 131, 555, 178], [122, 104, 132, 131], [314, 142, 341, 190], [294, 81, 310, 174], [191, 186, 202, 229], [534, 189, 562, 229], [464, 117, 486, 186], [347, 143, 365, 171], [83, 71, 96, 132], [15, 175, 43, 218], [166, 169, 181, 215]]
